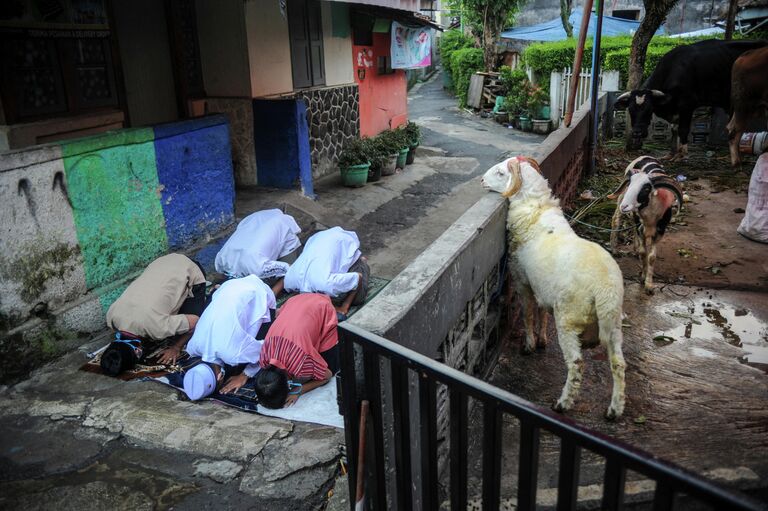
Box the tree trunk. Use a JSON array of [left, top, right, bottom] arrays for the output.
[[482, 6, 496, 71], [724, 0, 738, 40], [628, 0, 680, 89], [561, 0, 573, 37]]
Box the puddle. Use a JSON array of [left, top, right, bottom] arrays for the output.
[[654, 299, 768, 372]]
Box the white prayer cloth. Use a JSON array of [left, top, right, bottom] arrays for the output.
[[215, 209, 302, 279], [284, 227, 362, 297], [186, 275, 276, 377]]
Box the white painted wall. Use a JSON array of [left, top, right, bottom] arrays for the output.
[[112, 0, 179, 126], [322, 2, 354, 86], [244, 0, 294, 97], [196, 0, 251, 97]]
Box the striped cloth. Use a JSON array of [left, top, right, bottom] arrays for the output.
[[259, 294, 338, 381]]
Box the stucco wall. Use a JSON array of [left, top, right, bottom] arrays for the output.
[[196, 0, 251, 97], [322, 2, 355, 86], [112, 0, 179, 127], [0, 115, 235, 336], [353, 32, 408, 137], [245, 0, 294, 97]]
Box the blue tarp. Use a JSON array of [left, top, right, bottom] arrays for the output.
[[500, 8, 663, 41]]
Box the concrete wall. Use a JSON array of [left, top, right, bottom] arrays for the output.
[[353, 32, 409, 137], [0, 115, 235, 339], [322, 2, 355, 86], [196, 0, 251, 97], [112, 0, 179, 127], [245, 0, 294, 97]]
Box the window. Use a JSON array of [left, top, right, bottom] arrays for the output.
[[377, 55, 393, 75], [0, 34, 119, 123], [287, 0, 325, 89]]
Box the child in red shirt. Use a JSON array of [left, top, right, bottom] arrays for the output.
[[251, 293, 339, 408]]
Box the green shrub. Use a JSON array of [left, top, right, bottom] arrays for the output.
[[499, 66, 531, 115], [362, 137, 387, 170], [439, 30, 475, 62], [522, 35, 697, 90], [450, 47, 484, 107], [603, 45, 675, 86], [376, 129, 409, 155], [404, 121, 421, 146]]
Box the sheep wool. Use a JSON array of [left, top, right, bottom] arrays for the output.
[[482, 157, 627, 419]]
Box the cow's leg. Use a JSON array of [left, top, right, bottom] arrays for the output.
[[727, 112, 746, 167], [519, 286, 537, 355], [673, 109, 693, 161]]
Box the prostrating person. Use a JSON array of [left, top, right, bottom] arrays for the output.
[[253, 293, 339, 409], [102, 253, 206, 376], [214, 209, 301, 295], [283, 227, 369, 319], [163, 275, 277, 400]]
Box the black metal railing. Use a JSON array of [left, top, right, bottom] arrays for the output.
[[339, 322, 765, 511]]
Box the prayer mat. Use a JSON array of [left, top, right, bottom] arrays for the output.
[[147, 355, 345, 428], [79, 338, 178, 381]]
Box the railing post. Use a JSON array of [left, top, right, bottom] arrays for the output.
[[339, 329, 360, 511], [450, 389, 468, 510], [557, 440, 581, 511], [652, 481, 675, 511], [602, 457, 626, 511], [482, 403, 503, 510], [391, 362, 413, 511], [363, 350, 387, 511], [517, 422, 540, 511], [418, 374, 438, 510]]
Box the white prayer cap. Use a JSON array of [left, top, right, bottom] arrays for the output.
[[183, 363, 217, 401]]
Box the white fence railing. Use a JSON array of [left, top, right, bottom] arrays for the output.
[[549, 68, 620, 127]]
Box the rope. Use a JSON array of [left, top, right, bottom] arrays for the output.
[[565, 214, 635, 233]]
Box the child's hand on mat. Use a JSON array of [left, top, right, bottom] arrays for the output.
[[284, 393, 300, 407], [221, 373, 248, 394], [157, 346, 181, 365]]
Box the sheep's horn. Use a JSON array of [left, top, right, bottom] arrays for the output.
[[606, 178, 630, 200], [625, 155, 660, 176], [502, 158, 523, 198], [517, 155, 541, 174], [651, 175, 684, 211]]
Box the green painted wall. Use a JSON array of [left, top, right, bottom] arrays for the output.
[[62, 128, 169, 310]]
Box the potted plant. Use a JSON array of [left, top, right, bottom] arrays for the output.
[[376, 130, 402, 176], [363, 137, 386, 182], [338, 139, 370, 187], [528, 85, 551, 134], [404, 121, 421, 164]]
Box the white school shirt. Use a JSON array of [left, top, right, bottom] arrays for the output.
[[284, 227, 361, 297], [185, 275, 275, 377], [215, 209, 302, 279]]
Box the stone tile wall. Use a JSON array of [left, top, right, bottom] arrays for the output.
[[205, 98, 257, 186], [294, 84, 360, 179]]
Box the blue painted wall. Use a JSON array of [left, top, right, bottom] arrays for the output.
[[154, 115, 236, 249], [253, 99, 313, 197]]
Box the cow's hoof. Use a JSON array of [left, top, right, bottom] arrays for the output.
[[605, 407, 623, 421], [536, 339, 548, 350], [521, 344, 535, 355], [552, 400, 568, 413], [644, 285, 655, 296]]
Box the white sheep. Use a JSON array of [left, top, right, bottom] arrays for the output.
[[608, 156, 684, 294], [481, 157, 627, 419]]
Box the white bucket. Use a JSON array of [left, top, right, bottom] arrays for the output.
[[739, 132, 768, 155]]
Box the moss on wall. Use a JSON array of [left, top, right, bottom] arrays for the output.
[[0, 240, 81, 304], [0, 325, 78, 384]]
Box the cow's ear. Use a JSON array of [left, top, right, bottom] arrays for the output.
[[614, 92, 631, 110]]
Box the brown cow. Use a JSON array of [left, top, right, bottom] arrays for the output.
[[727, 46, 768, 166]]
